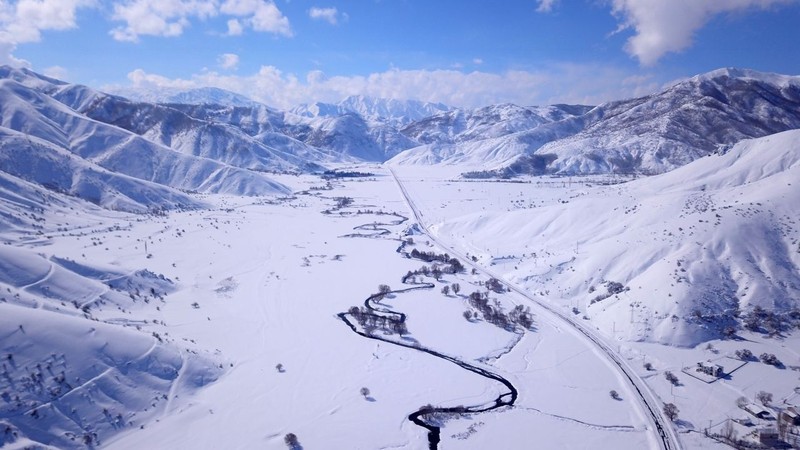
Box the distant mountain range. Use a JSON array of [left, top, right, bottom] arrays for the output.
[[391, 68, 800, 176], [2, 65, 800, 212]]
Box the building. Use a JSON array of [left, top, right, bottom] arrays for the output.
[[696, 361, 724, 377], [757, 427, 779, 445], [781, 406, 800, 426], [742, 403, 773, 420]]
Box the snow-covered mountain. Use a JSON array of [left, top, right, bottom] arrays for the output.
[[401, 103, 592, 145], [58, 86, 330, 173], [107, 85, 261, 108], [402, 129, 800, 346], [0, 68, 292, 208], [292, 95, 452, 128], [391, 68, 800, 176]]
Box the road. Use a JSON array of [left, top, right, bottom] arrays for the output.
[[388, 166, 682, 450]]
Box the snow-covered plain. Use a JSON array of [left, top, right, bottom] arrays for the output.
[[2, 167, 666, 449]]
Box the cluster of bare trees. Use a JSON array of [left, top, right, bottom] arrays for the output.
[[408, 249, 465, 274], [743, 305, 800, 336], [484, 277, 506, 293], [347, 306, 408, 336], [664, 371, 680, 386], [464, 291, 533, 331]]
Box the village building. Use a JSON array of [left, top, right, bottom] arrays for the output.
[[742, 403, 773, 420], [695, 361, 724, 377], [757, 427, 779, 446], [781, 406, 800, 426]]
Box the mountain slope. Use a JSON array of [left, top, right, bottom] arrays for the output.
[[0, 127, 202, 213], [391, 68, 800, 176], [106, 85, 261, 108], [292, 95, 452, 128], [410, 129, 800, 346], [401, 103, 591, 145], [0, 68, 291, 203], [54, 85, 328, 173]]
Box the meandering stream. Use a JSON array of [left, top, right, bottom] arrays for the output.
[[332, 202, 520, 449]]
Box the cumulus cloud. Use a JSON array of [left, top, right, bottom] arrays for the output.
[[110, 0, 291, 41], [536, 0, 559, 13], [0, 0, 94, 65], [226, 17, 243, 35], [308, 6, 345, 25], [611, 0, 792, 66], [117, 63, 663, 109], [110, 0, 217, 41], [218, 52, 239, 70], [220, 0, 292, 36]]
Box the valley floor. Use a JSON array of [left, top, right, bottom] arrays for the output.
[[2, 164, 798, 449]]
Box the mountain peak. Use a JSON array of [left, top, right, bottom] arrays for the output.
[[690, 67, 800, 87]]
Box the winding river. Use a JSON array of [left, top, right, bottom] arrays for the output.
[[331, 203, 520, 449]]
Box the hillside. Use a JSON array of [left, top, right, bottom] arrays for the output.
[[394, 129, 800, 347], [0, 67, 292, 207], [391, 68, 800, 176]]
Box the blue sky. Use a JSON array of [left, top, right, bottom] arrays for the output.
[[2, 0, 799, 109]]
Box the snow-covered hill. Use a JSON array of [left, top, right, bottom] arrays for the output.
[[401, 103, 591, 145], [396, 129, 800, 347], [391, 68, 800, 176], [0, 243, 222, 448], [0, 67, 292, 207], [292, 95, 452, 128], [107, 85, 261, 108]]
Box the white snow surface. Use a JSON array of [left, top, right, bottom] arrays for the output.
[[1, 168, 663, 449]]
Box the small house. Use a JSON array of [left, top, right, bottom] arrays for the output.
[[742, 403, 772, 420], [733, 417, 754, 427], [757, 427, 779, 445], [781, 406, 800, 426], [695, 361, 724, 377]]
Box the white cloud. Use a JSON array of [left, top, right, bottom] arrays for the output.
[[226, 17, 243, 35], [0, 0, 94, 65], [110, 0, 217, 42], [117, 63, 663, 109], [473, 58, 483, 65], [220, 0, 292, 36], [536, 0, 559, 13], [308, 6, 344, 25], [218, 52, 239, 70], [110, 0, 291, 41], [611, 0, 792, 66]]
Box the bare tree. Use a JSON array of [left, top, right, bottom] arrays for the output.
[[756, 390, 773, 406], [663, 403, 679, 421], [441, 285, 450, 296], [463, 310, 473, 321], [275, 363, 284, 373], [378, 284, 391, 294], [664, 371, 679, 386], [720, 420, 738, 445], [735, 396, 749, 408], [609, 390, 620, 400], [284, 433, 299, 449], [360, 387, 370, 399], [451, 283, 460, 295]]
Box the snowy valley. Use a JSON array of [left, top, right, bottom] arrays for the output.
[[1, 66, 800, 449]]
